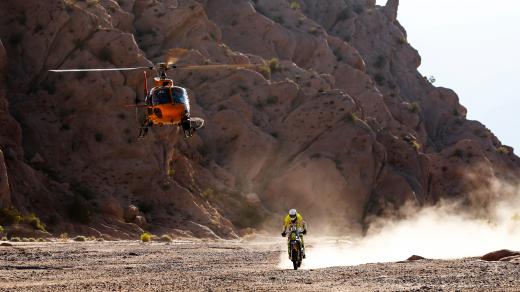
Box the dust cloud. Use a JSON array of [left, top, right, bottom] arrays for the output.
[[278, 181, 520, 269]]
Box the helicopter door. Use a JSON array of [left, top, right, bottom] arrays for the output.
[[172, 86, 190, 114]]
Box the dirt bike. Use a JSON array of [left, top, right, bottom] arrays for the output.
[[285, 224, 304, 270]]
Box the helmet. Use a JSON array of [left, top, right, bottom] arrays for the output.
[[289, 209, 297, 222]]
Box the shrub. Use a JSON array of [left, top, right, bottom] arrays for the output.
[[0, 225, 3, 233], [374, 73, 385, 86], [258, 65, 271, 78], [374, 55, 386, 69], [453, 149, 464, 158], [159, 234, 173, 242], [353, 5, 364, 14], [86, 0, 100, 7], [345, 112, 358, 123], [411, 140, 421, 151], [0, 208, 22, 225], [23, 213, 46, 232], [37, 238, 46, 242], [137, 202, 153, 214], [73, 236, 87, 242], [497, 146, 511, 155], [202, 188, 215, 200], [10, 237, 21, 242], [266, 96, 278, 105], [396, 36, 406, 45], [408, 102, 421, 113], [1, 236, 7, 241], [140, 232, 151, 242], [290, 1, 300, 10], [59, 233, 69, 240], [22, 238, 30, 242], [28, 238, 36, 242], [268, 58, 280, 72]]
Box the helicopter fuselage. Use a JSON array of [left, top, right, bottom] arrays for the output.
[[146, 103, 185, 126]]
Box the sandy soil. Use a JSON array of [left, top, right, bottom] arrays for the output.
[[0, 238, 519, 291]]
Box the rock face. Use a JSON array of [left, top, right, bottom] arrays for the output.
[[0, 0, 518, 237]]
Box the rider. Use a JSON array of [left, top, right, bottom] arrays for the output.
[[281, 208, 307, 258]]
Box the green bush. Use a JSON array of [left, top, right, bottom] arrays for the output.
[[140, 232, 151, 242], [73, 236, 87, 242], [497, 146, 511, 155], [37, 238, 46, 242], [268, 58, 280, 72], [1, 236, 7, 241], [10, 237, 21, 242], [0, 208, 22, 225], [266, 96, 278, 105], [290, 1, 300, 10], [23, 213, 46, 232], [374, 55, 386, 69], [408, 102, 421, 113], [258, 64, 271, 79], [345, 112, 358, 123], [0, 225, 3, 233], [374, 73, 385, 86]]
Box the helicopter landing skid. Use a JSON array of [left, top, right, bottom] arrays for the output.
[[138, 119, 152, 139]]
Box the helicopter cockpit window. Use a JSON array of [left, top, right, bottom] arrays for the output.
[[152, 88, 172, 105]]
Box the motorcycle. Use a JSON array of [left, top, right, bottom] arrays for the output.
[[284, 224, 304, 270]]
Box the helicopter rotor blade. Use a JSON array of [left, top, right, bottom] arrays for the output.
[[49, 66, 152, 73], [175, 64, 261, 70]]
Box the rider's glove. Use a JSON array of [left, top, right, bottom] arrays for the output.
[[302, 229, 307, 235], [281, 231, 286, 237]]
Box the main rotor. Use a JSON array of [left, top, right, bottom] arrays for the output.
[[50, 48, 260, 78]]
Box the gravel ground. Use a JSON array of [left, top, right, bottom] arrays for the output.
[[0, 239, 519, 291]]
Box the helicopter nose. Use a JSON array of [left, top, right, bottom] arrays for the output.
[[153, 108, 163, 118]]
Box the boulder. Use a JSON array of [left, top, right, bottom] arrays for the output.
[[481, 250, 520, 261]]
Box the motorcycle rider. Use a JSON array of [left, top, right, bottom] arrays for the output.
[[281, 208, 307, 258]]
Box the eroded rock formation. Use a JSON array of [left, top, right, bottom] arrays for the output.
[[0, 0, 518, 237]]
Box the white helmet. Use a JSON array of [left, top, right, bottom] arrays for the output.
[[289, 209, 297, 221]]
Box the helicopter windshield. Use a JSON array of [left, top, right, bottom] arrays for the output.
[[152, 88, 172, 105]]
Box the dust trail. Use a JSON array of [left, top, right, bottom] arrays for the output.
[[278, 182, 520, 269]]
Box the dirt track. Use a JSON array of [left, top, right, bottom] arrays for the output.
[[1, 238, 519, 291]]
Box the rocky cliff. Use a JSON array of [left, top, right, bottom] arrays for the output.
[[0, 0, 518, 238]]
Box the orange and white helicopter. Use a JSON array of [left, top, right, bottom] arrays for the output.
[[50, 49, 259, 138]]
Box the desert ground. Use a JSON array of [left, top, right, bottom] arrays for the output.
[[1, 237, 519, 291]]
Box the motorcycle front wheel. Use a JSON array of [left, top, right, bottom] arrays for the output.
[[292, 249, 299, 270]]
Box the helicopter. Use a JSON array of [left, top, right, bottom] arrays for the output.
[[50, 48, 260, 139]]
